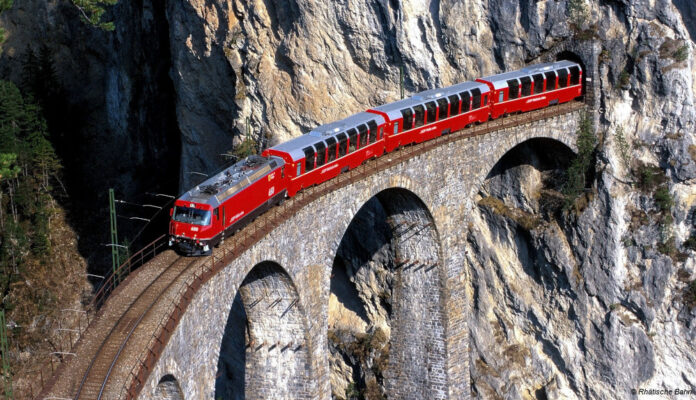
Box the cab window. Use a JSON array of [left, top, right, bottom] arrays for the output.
[[173, 206, 211, 226]]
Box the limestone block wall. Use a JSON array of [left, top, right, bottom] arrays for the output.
[[139, 110, 581, 400]]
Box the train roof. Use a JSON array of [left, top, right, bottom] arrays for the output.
[[178, 155, 284, 208], [267, 111, 387, 162], [479, 60, 580, 90], [371, 80, 489, 121]]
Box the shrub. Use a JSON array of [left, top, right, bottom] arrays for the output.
[[684, 280, 696, 310], [683, 233, 696, 251], [673, 45, 689, 62], [635, 163, 667, 192], [654, 186, 673, 213], [618, 70, 630, 89]]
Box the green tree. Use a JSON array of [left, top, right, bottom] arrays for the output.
[[563, 112, 597, 208], [70, 0, 119, 31]]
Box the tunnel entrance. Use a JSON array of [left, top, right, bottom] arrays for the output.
[[556, 50, 589, 97], [215, 261, 310, 399], [328, 188, 446, 399]]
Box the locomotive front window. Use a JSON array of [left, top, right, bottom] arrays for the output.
[[413, 105, 425, 127], [326, 137, 337, 162], [533, 74, 544, 94], [471, 89, 481, 109], [348, 129, 358, 152], [520, 76, 532, 97], [358, 124, 368, 146], [173, 206, 211, 226], [448, 95, 460, 115], [569, 66, 581, 85], [557, 68, 569, 88], [425, 102, 437, 123], [401, 109, 413, 131], [337, 133, 348, 157], [544, 71, 556, 90], [368, 120, 378, 143]]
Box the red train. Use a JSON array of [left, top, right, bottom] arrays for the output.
[[169, 60, 583, 255]]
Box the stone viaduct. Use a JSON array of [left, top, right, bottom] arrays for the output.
[[142, 108, 585, 399], [42, 42, 600, 400]]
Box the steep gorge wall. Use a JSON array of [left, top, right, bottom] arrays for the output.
[[1, 0, 695, 398]]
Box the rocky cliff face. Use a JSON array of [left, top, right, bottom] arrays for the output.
[[2, 0, 695, 398]]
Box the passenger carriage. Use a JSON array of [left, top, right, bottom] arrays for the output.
[[477, 60, 583, 119]]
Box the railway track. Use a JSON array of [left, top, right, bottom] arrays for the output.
[[38, 99, 588, 400], [73, 256, 198, 399]]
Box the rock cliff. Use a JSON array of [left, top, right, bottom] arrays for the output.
[[1, 0, 695, 398]]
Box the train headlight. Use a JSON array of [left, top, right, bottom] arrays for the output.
[[203, 244, 210, 252]]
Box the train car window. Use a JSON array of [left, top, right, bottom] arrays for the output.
[[378, 126, 384, 139], [544, 71, 556, 90], [303, 146, 315, 172], [337, 133, 348, 157], [520, 76, 532, 96], [460, 92, 470, 112], [482, 94, 488, 106], [557, 68, 569, 88], [368, 120, 378, 143], [499, 91, 504, 102], [569, 66, 580, 85], [425, 102, 437, 123], [471, 89, 481, 109], [448, 95, 460, 115], [401, 109, 413, 131], [348, 128, 358, 152], [296, 164, 301, 176], [393, 122, 399, 134], [437, 98, 449, 119], [414, 105, 425, 127], [533, 74, 544, 94], [214, 208, 219, 220], [315, 142, 326, 167], [326, 137, 337, 162], [507, 80, 519, 99], [358, 124, 368, 146]]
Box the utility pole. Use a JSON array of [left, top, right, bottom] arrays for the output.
[[0, 310, 12, 399], [109, 188, 120, 282], [400, 64, 405, 99]]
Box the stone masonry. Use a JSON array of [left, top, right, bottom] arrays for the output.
[[138, 109, 582, 400]]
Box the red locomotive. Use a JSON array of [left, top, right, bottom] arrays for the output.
[[169, 60, 583, 255]]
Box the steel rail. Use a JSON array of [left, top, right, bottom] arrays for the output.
[[72, 256, 195, 400]]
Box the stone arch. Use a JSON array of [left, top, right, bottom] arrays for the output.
[[215, 261, 311, 399], [327, 187, 446, 399], [154, 374, 184, 400], [467, 137, 583, 398]]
